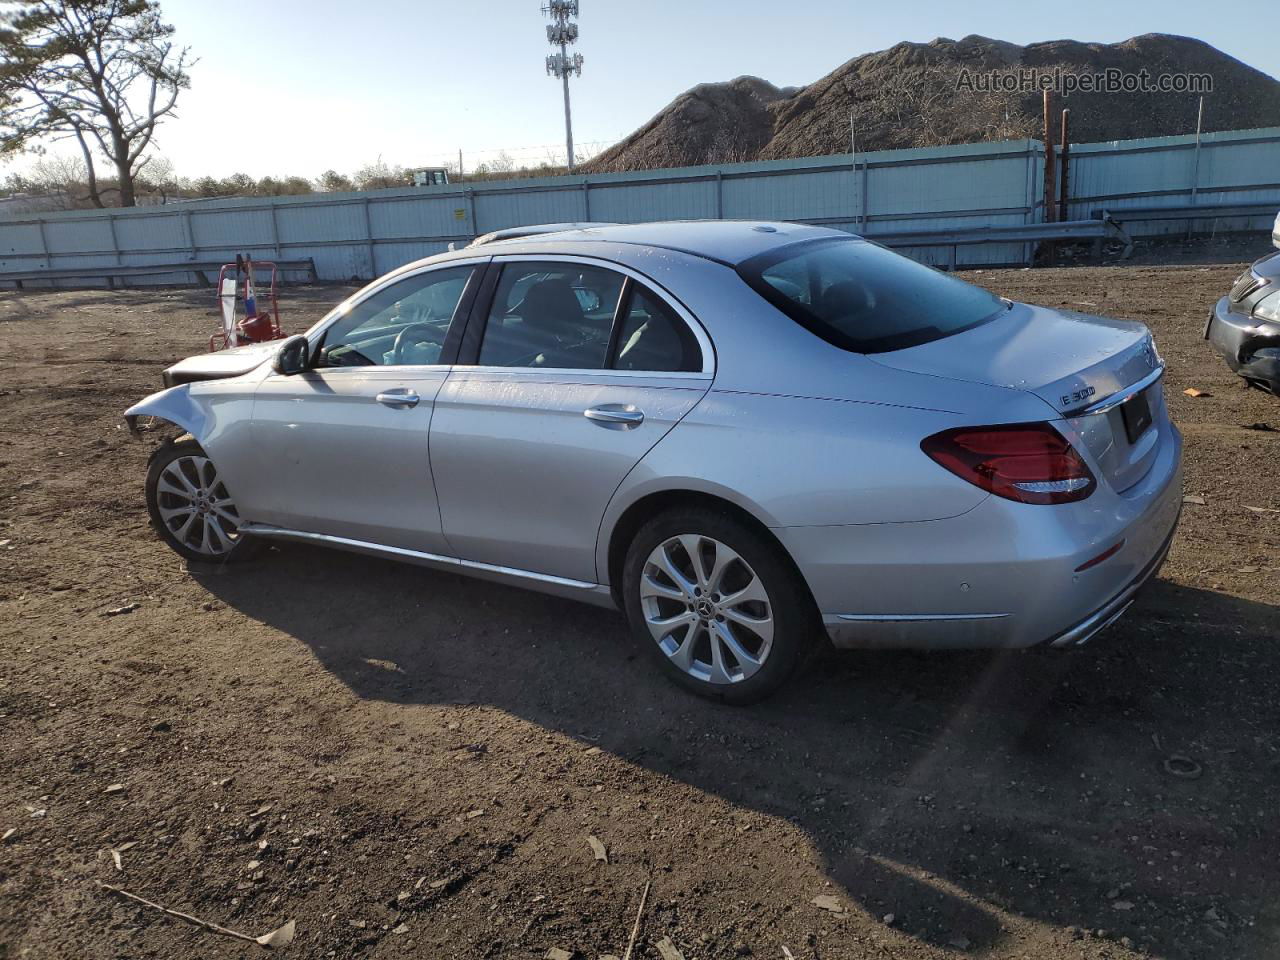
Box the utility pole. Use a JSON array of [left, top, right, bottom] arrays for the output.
[[1042, 89, 1056, 223], [543, 1, 583, 171], [1058, 108, 1070, 222]]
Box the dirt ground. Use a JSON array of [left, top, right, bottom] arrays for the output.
[[2, 254, 1279, 960]]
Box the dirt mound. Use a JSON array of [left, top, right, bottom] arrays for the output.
[[587, 75, 796, 172], [587, 34, 1280, 172]]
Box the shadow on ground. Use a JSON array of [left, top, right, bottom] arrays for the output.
[[197, 544, 1280, 958]]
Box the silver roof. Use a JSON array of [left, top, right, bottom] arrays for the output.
[[468, 222, 619, 247], [506, 220, 848, 264]]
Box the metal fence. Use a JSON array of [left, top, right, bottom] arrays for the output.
[[1, 125, 1277, 286]]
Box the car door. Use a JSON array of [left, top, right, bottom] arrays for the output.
[[430, 255, 714, 583], [250, 260, 484, 553]]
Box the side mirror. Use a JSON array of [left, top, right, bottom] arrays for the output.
[[273, 335, 310, 376]]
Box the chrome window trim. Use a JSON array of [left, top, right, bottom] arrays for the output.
[[480, 252, 716, 376], [288, 364, 455, 377], [445, 364, 711, 382]]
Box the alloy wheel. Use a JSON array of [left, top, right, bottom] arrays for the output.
[[640, 534, 774, 684], [155, 455, 242, 557]]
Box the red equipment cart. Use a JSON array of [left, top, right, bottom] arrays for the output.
[[210, 255, 286, 351]]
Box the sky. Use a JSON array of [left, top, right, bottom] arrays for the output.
[[10, 0, 1278, 181]]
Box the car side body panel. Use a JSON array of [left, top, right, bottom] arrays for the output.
[[431, 369, 710, 582], [125, 373, 268, 520], [250, 365, 453, 552], [597, 389, 993, 543]]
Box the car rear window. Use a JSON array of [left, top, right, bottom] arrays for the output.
[[738, 238, 1005, 353]]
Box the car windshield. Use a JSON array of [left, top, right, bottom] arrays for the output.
[[738, 238, 1005, 353]]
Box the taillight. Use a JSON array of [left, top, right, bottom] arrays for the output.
[[921, 423, 1096, 505]]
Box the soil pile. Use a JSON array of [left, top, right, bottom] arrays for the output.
[[586, 34, 1280, 172]]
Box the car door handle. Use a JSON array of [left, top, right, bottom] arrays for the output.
[[376, 390, 420, 408], [584, 405, 644, 427]]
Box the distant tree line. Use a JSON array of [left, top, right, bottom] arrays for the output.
[[0, 152, 586, 211]]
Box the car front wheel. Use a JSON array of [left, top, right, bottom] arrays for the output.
[[145, 439, 258, 563], [622, 507, 819, 704]]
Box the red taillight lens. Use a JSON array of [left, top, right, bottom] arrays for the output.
[[921, 423, 1097, 505]]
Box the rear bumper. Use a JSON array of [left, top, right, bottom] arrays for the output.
[[1045, 519, 1176, 647], [783, 420, 1183, 650], [1207, 295, 1280, 390]]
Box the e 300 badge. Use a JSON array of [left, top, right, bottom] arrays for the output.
[[1061, 385, 1096, 408]]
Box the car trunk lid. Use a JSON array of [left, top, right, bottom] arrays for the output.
[[870, 303, 1166, 492]]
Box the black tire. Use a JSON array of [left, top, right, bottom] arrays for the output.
[[145, 438, 261, 564], [621, 506, 820, 704]]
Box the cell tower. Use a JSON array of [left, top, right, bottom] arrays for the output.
[[543, 0, 583, 171]]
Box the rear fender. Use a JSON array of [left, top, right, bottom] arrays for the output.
[[124, 384, 210, 443]]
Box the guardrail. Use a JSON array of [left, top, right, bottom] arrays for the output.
[[873, 216, 1132, 267], [0, 257, 317, 290]]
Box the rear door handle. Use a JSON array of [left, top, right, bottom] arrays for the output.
[[376, 390, 420, 408], [584, 405, 644, 427]]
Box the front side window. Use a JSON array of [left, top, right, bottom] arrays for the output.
[[738, 238, 1005, 353], [479, 262, 625, 369], [318, 265, 474, 367]]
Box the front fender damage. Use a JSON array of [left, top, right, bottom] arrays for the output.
[[123, 384, 209, 441]]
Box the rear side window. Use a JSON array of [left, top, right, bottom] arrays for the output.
[[479, 263, 625, 369], [612, 286, 701, 373], [738, 238, 1005, 353]]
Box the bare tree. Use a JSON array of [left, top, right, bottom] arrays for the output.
[[489, 150, 515, 174], [315, 169, 354, 193], [0, 0, 192, 207], [17, 152, 83, 206], [352, 157, 405, 191], [133, 150, 176, 201]]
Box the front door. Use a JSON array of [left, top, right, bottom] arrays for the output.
[[430, 257, 713, 582], [250, 263, 480, 553]]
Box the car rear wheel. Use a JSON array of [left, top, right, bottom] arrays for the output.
[[145, 439, 259, 563], [622, 507, 819, 704]]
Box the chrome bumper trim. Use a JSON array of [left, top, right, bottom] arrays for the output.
[[1047, 522, 1177, 648], [835, 612, 1009, 622]]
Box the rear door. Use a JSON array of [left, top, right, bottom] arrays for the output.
[[250, 260, 484, 552], [430, 256, 713, 583]]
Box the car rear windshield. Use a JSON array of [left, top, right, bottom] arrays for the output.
[[737, 238, 1005, 353]]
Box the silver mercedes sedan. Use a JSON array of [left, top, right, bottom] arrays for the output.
[[125, 221, 1183, 703]]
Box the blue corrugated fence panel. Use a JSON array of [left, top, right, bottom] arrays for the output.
[[0, 130, 1276, 282]]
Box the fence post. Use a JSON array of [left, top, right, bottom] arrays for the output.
[[860, 158, 869, 232], [1058, 109, 1071, 223], [182, 210, 196, 260], [36, 218, 50, 269], [268, 203, 282, 259], [362, 198, 375, 278], [107, 213, 122, 265], [1042, 90, 1056, 225], [1023, 141, 1037, 266], [715, 170, 723, 219], [582, 180, 591, 220], [1188, 96, 1205, 240]]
